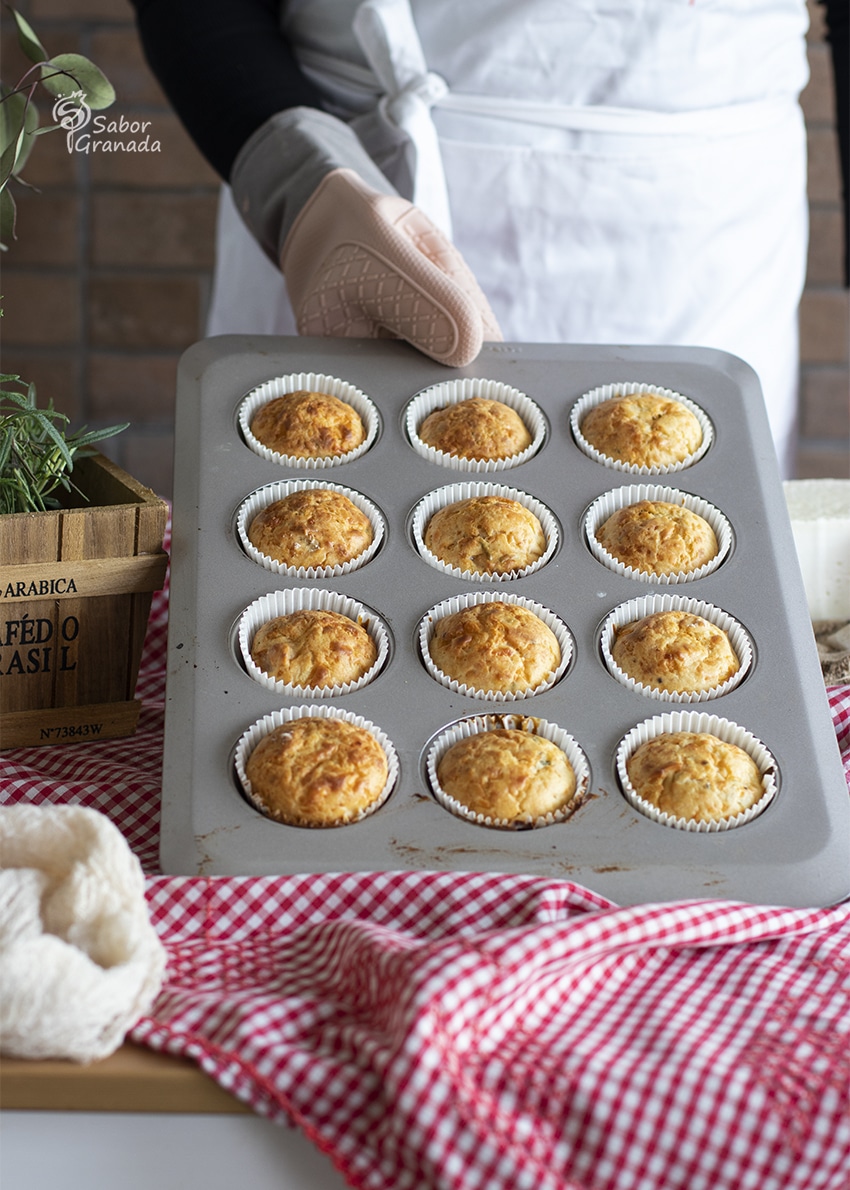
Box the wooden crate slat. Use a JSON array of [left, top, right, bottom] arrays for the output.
[[0, 510, 61, 565], [1, 554, 168, 600], [0, 700, 142, 749], [0, 453, 168, 741]]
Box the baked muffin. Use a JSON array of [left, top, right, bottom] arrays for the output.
[[626, 731, 764, 823], [250, 390, 366, 459], [250, 609, 377, 689], [611, 610, 740, 694], [424, 495, 547, 576], [418, 397, 532, 460], [596, 500, 718, 576], [245, 717, 388, 826], [248, 488, 373, 569], [580, 393, 703, 468], [428, 601, 560, 694], [437, 729, 577, 823]]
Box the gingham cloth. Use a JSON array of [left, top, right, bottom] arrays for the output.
[[2, 558, 850, 1190]]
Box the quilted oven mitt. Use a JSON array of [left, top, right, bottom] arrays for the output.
[[231, 106, 501, 367], [0, 805, 166, 1063]]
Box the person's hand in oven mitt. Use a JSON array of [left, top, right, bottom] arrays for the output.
[[231, 107, 501, 368]]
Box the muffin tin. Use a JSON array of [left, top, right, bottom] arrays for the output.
[[161, 336, 850, 906]]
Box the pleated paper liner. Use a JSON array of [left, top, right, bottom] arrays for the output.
[[237, 589, 391, 697], [238, 372, 380, 468], [600, 594, 754, 703], [418, 591, 573, 701], [616, 710, 778, 833], [234, 706, 399, 828], [410, 481, 560, 582], [404, 377, 546, 472], [235, 478, 385, 578], [570, 381, 714, 474], [425, 713, 590, 830], [584, 483, 733, 584]]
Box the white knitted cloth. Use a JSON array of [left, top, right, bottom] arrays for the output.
[[0, 805, 166, 1063]]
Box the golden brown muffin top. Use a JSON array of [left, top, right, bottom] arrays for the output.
[[424, 495, 547, 576], [245, 717, 389, 826], [437, 729, 577, 823], [248, 488, 373, 569], [250, 609, 378, 689], [418, 397, 532, 460], [580, 393, 703, 468], [250, 390, 366, 459], [626, 731, 764, 823], [611, 610, 739, 694], [428, 601, 560, 694], [596, 500, 718, 576]]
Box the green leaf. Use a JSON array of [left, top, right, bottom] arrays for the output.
[[0, 378, 127, 512], [70, 422, 130, 448], [40, 54, 115, 111], [0, 186, 16, 249], [14, 95, 40, 177], [0, 89, 29, 189], [10, 9, 48, 65]]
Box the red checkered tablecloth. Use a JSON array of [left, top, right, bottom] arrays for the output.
[[2, 565, 850, 1190]]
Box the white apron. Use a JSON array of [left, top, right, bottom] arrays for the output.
[[207, 0, 810, 474]]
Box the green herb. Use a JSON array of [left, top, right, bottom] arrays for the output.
[[0, 374, 128, 514]]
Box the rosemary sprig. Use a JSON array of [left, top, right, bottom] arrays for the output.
[[0, 373, 128, 514]]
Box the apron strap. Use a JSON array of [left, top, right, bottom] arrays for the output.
[[353, 0, 453, 237]]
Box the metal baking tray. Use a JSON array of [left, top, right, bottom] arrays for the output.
[[160, 335, 850, 906]]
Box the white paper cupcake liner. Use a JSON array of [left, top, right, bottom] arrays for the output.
[[237, 589, 390, 697], [410, 482, 559, 582], [426, 713, 590, 830], [238, 373, 379, 469], [419, 592, 573, 701], [616, 710, 778, 832], [570, 382, 713, 474], [235, 479, 385, 578], [600, 594, 753, 703], [584, 483, 733, 584], [404, 378, 546, 472], [234, 705, 399, 828]]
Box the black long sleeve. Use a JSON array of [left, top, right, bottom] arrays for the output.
[[129, 0, 323, 180], [820, 0, 849, 285]]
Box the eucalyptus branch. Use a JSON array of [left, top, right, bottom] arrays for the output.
[[0, 10, 125, 514]]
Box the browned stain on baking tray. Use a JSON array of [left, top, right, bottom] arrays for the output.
[[196, 825, 243, 874]]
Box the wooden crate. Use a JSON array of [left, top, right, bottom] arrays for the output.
[[0, 453, 168, 748]]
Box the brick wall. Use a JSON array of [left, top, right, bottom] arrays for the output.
[[2, 0, 847, 499], [1, 0, 218, 499], [800, 0, 850, 477]]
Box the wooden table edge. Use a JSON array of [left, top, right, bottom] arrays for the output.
[[0, 1043, 251, 1114]]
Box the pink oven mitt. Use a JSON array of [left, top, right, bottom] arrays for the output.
[[231, 107, 501, 367]]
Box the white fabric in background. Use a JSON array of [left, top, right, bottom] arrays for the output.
[[208, 0, 809, 474]]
